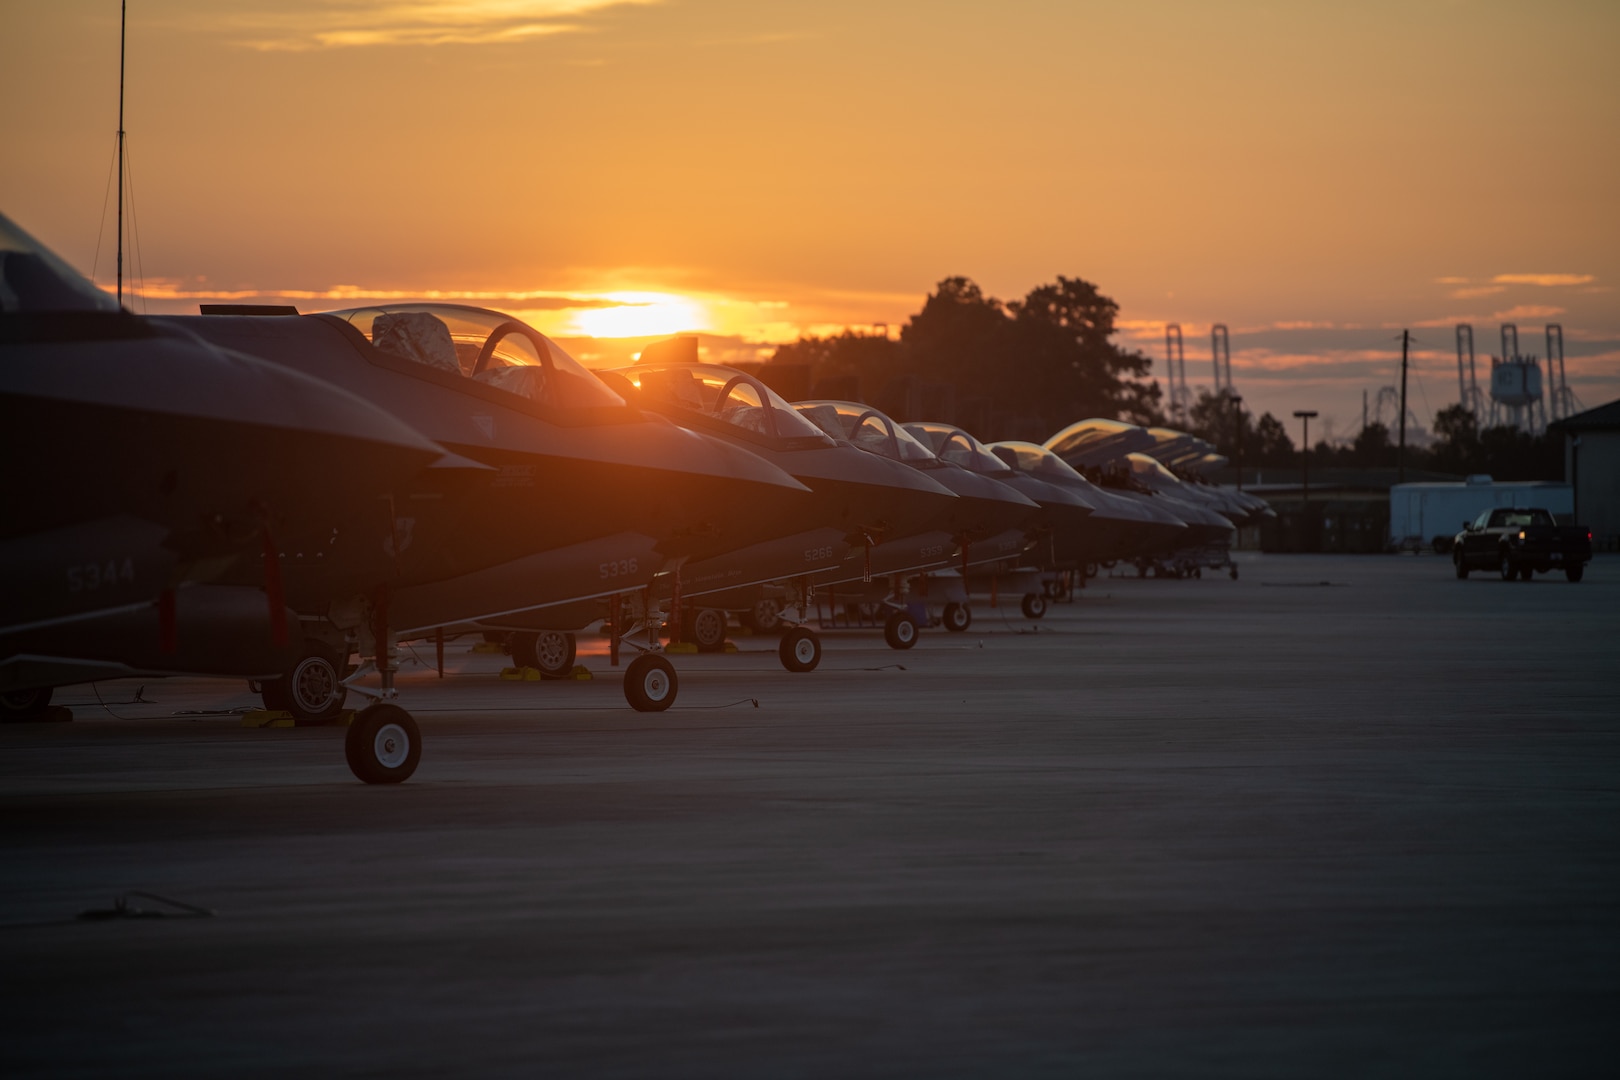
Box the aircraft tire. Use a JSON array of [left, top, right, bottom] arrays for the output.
[[779, 627, 821, 672], [883, 611, 919, 650], [276, 643, 348, 721], [0, 686, 53, 722], [738, 597, 782, 634], [624, 653, 677, 711], [1021, 593, 1047, 620], [345, 704, 421, 784], [513, 631, 576, 678], [942, 602, 971, 633], [686, 608, 728, 653]]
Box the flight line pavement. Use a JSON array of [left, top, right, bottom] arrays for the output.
[[1, 553, 1617, 1077]]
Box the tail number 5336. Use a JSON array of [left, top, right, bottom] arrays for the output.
[[600, 557, 639, 580]]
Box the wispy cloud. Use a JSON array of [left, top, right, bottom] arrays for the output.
[[1448, 285, 1506, 300], [1492, 304, 1566, 321], [127, 278, 625, 309], [215, 1, 660, 51], [1491, 273, 1596, 287]]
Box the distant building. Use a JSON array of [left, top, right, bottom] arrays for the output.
[[1551, 398, 1620, 550]]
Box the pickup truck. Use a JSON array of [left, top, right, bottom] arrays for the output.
[[1452, 507, 1593, 582]]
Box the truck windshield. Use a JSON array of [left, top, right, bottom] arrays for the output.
[[1489, 509, 1555, 528]]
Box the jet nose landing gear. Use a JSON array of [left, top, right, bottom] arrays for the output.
[[344, 703, 421, 784]]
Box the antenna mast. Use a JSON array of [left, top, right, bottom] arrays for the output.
[[116, 0, 127, 307]]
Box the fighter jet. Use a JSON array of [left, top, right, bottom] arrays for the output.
[[1, 212, 447, 753], [166, 304, 815, 735], [597, 362, 961, 671], [781, 401, 1041, 644], [987, 441, 1188, 570]]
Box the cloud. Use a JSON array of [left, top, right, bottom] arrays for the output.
[[215, 1, 660, 51], [1491, 304, 1566, 321], [1448, 285, 1506, 300], [126, 278, 626, 309], [1490, 273, 1596, 287]]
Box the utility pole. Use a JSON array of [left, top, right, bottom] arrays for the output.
[[115, 0, 126, 307], [1398, 329, 1410, 484]]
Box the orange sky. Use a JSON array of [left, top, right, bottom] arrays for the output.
[[3, 0, 1616, 441]]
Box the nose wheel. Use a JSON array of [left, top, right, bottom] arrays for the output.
[[344, 703, 421, 784], [624, 653, 678, 711], [779, 626, 822, 672], [883, 610, 919, 650]]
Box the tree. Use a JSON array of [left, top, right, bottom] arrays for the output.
[[1352, 422, 1392, 466], [1252, 412, 1295, 465]]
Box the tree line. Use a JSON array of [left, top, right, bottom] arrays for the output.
[[1182, 391, 1564, 480]]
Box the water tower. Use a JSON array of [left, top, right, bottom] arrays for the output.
[[1488, 323, 1546, 433]]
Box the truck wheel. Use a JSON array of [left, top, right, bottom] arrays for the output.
[[1498, 551, 1516, 582], [1454, 553, 1468, 579], [1518, 565, 1534, 581], [1566, 565, 1584, 583]]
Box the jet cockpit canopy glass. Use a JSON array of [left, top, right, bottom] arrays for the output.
[[0, 213, 122, 314], [1127, 452, 1186, 492], [902, 422, 1014, 476], [794, 401, 938, 464], [988, 441, 1092, 483], [612, 363, 835, 448], [325, 303, 625, 411]]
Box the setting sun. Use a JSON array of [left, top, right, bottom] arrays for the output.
[[569, 292, 708, 339]]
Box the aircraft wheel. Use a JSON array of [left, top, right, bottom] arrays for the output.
[[779, 627, 821, 672], [686, 608, 729, 653], [739, 597, 782, 634], [0, 686, 53, 722], [624, 653, 677, 711], [345, 704, 421, 785], [1454, 553, 1468, 579], [513, 630, 577, 678], [265, 642, 347, 720], [1499, 551, 1516, 581], [1566, 565, 1584, 583], [1021, 593, 1047, 620], [942, 602, 971, 633], [883, 611, 919, 650]]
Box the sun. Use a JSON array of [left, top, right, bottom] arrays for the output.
[[571, 292, 709, 339]]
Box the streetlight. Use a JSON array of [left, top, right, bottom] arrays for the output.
[[1294, 410, 1317, 551], [1293, 410, 1317, 504], [1230, 394, 1244, 492]]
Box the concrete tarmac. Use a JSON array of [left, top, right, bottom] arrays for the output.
[[2, 553, 1617, 1077]]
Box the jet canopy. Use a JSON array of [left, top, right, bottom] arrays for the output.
[[1043, 418, 1158, 469], [988, 441, 1093, 484], [325, 303, 625, 411], [0, 213, 122, 314], [794, 401, 938, 464], [1127, 452, 1188, 492], [902, 422, 1014, 476], [610, 363, 835, 448]]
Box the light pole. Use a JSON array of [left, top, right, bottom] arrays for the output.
[[1230, 394, 1245, 492], [1294, 410, 1317, 550]]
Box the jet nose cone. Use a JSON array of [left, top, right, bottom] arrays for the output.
[[929, 466, 1042, 539], [853, 451, 961, 540]]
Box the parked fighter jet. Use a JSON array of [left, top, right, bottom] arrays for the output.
[[987, 441, 1188, 569], [781, 401, 1040, 643], [598, 363, 961, 670], [166, 305, 814, 737], [1, 213, 447, 763]]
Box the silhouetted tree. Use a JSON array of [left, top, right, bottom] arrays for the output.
[[767, 274, 1162, 439], [1252, 412, 1295, 465]]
